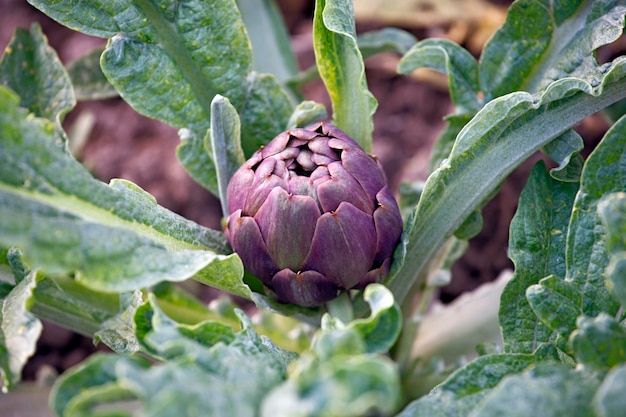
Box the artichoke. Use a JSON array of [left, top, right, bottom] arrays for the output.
[[225, 122, 403, 307]]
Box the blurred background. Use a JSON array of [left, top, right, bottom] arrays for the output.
[[0, 0, 614, 397]]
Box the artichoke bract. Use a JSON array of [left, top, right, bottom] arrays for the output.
[[225, 122, 403, 307]]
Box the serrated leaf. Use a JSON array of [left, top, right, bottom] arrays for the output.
[[480, 0, 626, 100], [66, 47, 118, 100], [566, 113, 626, 317], [469, 363, 600, 417], [593, 364, 626, 417], [387, 57, 626, 306], [0, 270, 42, 390], [313, 0, 377, 151], [500, 162, 579, 353], [398, 38, 481, 114], [0, 23, 75, 125], [52, 299, 295, 417], [397, 354, 536, 417], [571, 313, 626, 369]]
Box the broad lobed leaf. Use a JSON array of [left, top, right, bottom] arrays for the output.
[[480, 0, 626, 100], [51, 297, 296, 417], [0, 84, 249, 296], [500, 162, 579, 354], [566, 113, 626, 317], [28, 0, 294, 195], [0, 23, 75, 127]]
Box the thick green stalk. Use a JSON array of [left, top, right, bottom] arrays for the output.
[[388, 78, 626, 306]]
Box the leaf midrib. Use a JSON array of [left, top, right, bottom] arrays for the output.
[[131, 0, 223, 135], [0, 184, 208, 252]]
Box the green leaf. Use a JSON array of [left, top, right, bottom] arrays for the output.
[[357, 27, 417, 56], [428, 113, 473, 174], [50, 354, 145, 417], [598, 192, 626, 307], [237, 72, 295, 155], [0, 271, 42, 390], [52, 299, 295, 417], [24, 1, 121, 38], [566, 113, 626, 317], [398, 38, 481, 114], [133, 296, 237, 360], [261, 285, 402, 416], [500, 162, 579, 353], [543, 129, 584, 182], [470, 363, 600, 417], [94, 291, 143, 354], [318, 284, 402, 356], [286, 100, 328, 129], [176, 129, 220, 196], [209, 95, 245, 216], [593, 364, 626, 417], [398, 180, 424, 223], [0, 23, 75, 125], [526, 275, 583, 339], [348, 284, 402, 354], [261, 354, 400, 417], [0, 85, 250, 297], [313, 0, 377, 151], [409, 273, 509, 371], [397, 354, 536, 417], [387, 57, 626, 307], [66, 47, 119, 100], [571, 313, 626, 369], [29, 0, 294, 194], [480, 0, 626, 100], [235, 0, 298, 86]]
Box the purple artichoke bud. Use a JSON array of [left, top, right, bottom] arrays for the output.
[[225, 122, 403, 307]]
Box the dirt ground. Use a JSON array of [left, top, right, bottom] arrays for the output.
[[1, 0, 612, 380]]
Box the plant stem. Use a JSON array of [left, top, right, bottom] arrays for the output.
[[393, 239, 453, 371], [30, 276, 120, 337], [325, 291, 354, 323], [388, 77, 626, 307]]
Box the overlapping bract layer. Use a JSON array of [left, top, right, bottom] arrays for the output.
[[225, 122, 402, 306]]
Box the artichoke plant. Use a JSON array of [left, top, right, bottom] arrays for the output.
[[225, 122, 403, 307]]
